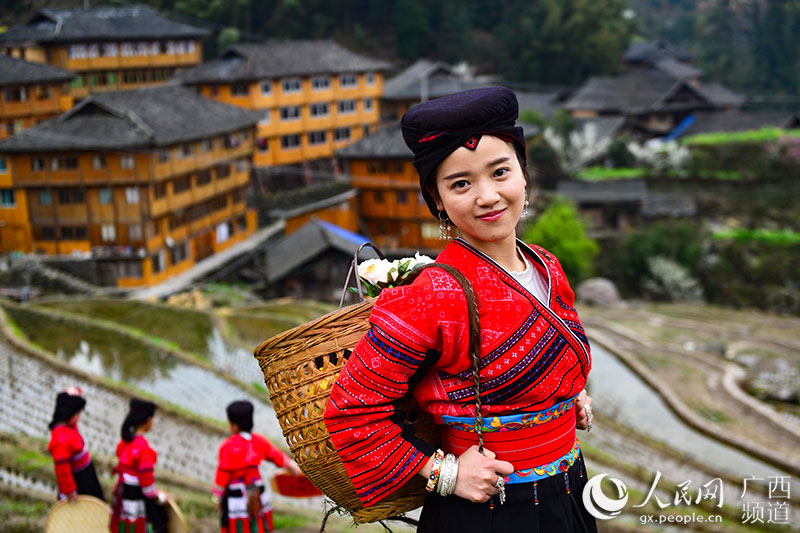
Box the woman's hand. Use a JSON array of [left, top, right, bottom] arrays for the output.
[[453, 446, 514, 503], [575, 389, 593, 431]]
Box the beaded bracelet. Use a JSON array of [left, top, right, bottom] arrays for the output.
[[426, 449, 445, 492]]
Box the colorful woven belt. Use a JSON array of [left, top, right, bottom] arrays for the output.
[[441, 394, 579, 484]]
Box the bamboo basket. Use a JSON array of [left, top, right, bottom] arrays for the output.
[[254, 253, 480, 524], [254, 298, 440, 523]]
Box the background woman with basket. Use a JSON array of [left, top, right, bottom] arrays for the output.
[[323, 87, 597, 532], [110, 398, 169, 533], [48, 387, 105, 502]]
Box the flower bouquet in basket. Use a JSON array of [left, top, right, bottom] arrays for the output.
[[355, 253, 434, 297]]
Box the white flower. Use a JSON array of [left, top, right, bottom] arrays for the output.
[[358, 258, 398, 285]]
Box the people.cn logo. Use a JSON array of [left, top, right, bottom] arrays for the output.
[[582, 473, 629, 520]]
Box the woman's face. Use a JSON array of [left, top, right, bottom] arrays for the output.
[[434, 135, 526, 254]]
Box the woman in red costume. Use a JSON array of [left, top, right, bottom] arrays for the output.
[[48, 386, 105, 501], [324, 87, 596, 532], [110, 398, 168, 533], [212, 400, 301, 533]]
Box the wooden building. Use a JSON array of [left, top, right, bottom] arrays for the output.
[[0, 85, 258, 287], [179, 40, 390, 168], [0, 54, 74, 141], [336, 124, 441, 254], [0, 6, 207, 100], [565, 40, 744, 138]]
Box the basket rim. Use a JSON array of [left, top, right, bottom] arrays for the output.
[[253, 299, 374, 357]]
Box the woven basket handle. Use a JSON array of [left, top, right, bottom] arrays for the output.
[[338, 242, 386, 308], [399, 263, 485, 454]]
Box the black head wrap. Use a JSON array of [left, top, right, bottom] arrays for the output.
[[49, 390, 86, 429], [226, 400, 254, 432], [121, 398, 157, 442], [400, 86, 527, 217]]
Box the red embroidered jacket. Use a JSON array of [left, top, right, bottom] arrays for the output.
[[115, 435, 158, 498], [212, 433, 288, 498], [324, 239, 591, 507], [48, 424, 92, 496]]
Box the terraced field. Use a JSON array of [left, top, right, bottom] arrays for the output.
[[1, 296, 796, 531]]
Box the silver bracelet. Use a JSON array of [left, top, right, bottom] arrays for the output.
[[437, 454, 458, 497]]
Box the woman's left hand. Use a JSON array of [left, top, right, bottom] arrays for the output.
[[575, 389, 593, 431]]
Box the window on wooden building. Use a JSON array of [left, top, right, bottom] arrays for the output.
[[173, 176, 191, 193], [339, 74, 357, 88], [38, 190, 51, 206], [125, 187, 140, 204], [0, 189, 15, 207], [281, 134, 301, 150], [334, 127, 351, 142], [0, 157, 6, 173], [57, 189, 84, 204], [280, 105, 301, 121], [93, 155, 106, 169], [98, 187, 112, 205], [196, 170, 212, 186], [308, 131, 327, 145], [282, 78, 301, 93], [260, 81, 272, 95], [128, 224, 143, 240], [338, 100, 356, 114], [366, 72, 375, 85], [31, 157, 45, 171], [312, 77, 330, 90], [101, 224, 116, 242], [311, 102, 329, 117], [231, 84, 249, 96], [217, 164, 231, 179], [121, 155, 135, 169], [154, 183, 167, 199], [364, 98, 373, 111], [397, 191, 408, 204]]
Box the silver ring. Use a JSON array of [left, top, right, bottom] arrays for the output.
[[584, 405, 593, 431]]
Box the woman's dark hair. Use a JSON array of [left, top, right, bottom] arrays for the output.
[[121, 398, 156, 442]]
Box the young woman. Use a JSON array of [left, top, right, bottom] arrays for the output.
[[48, 387, 105, 501], [110, 398, 168, 533], [212, 400, 301, 533], [324, 87, 596, 532]]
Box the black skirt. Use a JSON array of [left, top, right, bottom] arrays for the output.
[[418, 453, 598, 533], [72, 461, 105, 502]]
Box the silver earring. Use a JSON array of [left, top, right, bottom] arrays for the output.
[[521, 190, 530, 219], [438, 210, 452, 240]]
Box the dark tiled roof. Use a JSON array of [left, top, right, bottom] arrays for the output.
[[179, 40, 391, 83], [654, 58, 703, 79], [573, 116, 627, 144], [624, 41, 692, 64], [265, 218, 373, 282], [516, 90, 565, 120], [336, 123, 410, 159], [0, 53, 74, 87], [0, 6, 207, 44], [0, 85, 258, 152], [336, 118, 542, 160], [558, 179, 647, 203], [682, 111, 800, 137], [565, 69, 743, 114], [382, 59, 454, 98], [694, 83, 746, 108]]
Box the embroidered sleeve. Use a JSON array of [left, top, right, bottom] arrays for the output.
[[49, 433, 76, 495], [138, 443, 158, 498], [255, 434, 287, 468], [323, 270, 469, 507], [213, 439, 232, 497]]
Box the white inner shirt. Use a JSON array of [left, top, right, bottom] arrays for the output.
[[508, 250, 550, 306]]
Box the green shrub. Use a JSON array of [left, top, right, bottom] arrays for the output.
[[522, 196, 599, 283], [613, 222, 705, 296], [578, 166, 645, 180]]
